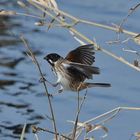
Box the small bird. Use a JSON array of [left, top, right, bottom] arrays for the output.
[[44, 44, 111, 93]]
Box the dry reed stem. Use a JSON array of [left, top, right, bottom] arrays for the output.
[[71, 91, 87, 140], [85, 106, 140, 124], [20, 123, 27, 140], [20, 35, 58, 140], [119, 2, 140, 32], [69, 106, 140, 139], [32, 125, 72, 140], [80, 19, 138, 36], [27, 0, 140, 72], [31, 0, 138, 37]]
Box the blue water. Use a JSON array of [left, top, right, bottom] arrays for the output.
[[0, 0, 140, 140]]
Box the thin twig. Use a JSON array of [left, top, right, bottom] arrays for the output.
[[72, 90, 87, 140], [17, 12, 45, 19], [34, 133, 39, 140], [20, 123, 27, 140], [98, 107, 121, 125], [84, 106, 140, 124], [99, 107, 140, 125], [20, 35, 58, 140], [32, 125, 72, 140], [80, 19, 137, 36], [118, 3, 140, 37], [72, 91, 80, 140]]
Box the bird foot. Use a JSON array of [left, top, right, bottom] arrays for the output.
[[53, 87, 64, 96], [52, 83, 59, 87], [58, 88, 63, 93], [39, 77, 46, 83]]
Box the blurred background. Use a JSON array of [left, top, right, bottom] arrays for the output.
[[0, 0, 140, 139]]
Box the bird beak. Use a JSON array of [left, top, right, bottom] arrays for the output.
[[44, 56, 48, 60]]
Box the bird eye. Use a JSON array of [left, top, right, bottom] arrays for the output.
[[55, 54, 58, 58]]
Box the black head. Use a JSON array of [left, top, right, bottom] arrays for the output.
[[44, 53, 61, 66]]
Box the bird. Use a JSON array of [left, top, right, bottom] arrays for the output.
[[44, 44, 111, 93]]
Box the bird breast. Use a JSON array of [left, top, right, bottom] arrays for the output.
[[56, 71, 71, 90]]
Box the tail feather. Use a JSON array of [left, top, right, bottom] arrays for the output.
[[87, 83, 111, 87], [79, 82, 111, 90]]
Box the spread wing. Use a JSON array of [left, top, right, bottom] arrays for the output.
[[65, 44, 95, 65]]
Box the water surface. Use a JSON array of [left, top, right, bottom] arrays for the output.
[[0, 0, 140, 140]]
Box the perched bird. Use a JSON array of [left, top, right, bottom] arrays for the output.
[[44, 44, 111, 93]]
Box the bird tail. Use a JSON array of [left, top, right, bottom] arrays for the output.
[[78, 82, 111, 91]]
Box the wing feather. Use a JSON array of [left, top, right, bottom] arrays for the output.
[[65, 44, 95, 65], [63, 62, 100, 80]]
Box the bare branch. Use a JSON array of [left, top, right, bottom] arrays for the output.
[[20, 35, 58, 140]]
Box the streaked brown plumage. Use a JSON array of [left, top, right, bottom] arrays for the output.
[[44, 44, 111, 93]]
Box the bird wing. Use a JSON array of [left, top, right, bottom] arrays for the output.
[[68, 62, 100, 77], [65, 44, 95, 65], [62, 62, 100, 80]]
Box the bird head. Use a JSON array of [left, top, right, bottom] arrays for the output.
[[44, 53, 61, 66]]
